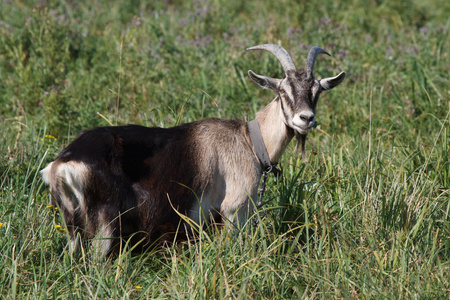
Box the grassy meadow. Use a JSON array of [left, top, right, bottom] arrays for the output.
[[1, 0, 449, 298]]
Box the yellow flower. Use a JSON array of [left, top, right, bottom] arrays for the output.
[[46, 205, 54, 209], [55, 225, 66, 233], [0, 222, 4, 227], [135, 286, 143, 289], [45, 134, 57, 140]]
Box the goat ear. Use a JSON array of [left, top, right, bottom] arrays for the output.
[[319, 71, 346, 91], [248, 70, 280, 92]]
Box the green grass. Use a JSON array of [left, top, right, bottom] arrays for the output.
[[1, 0, 449, 298]]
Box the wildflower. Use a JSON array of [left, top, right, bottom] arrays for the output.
[[135, 286, 143, 289], [319, 18, 331, 27], [45, 134, 57, 140], [420, 26, 428, 35], [55, 224, 66, 233], [0, 222, 4, 227], [46, 205, 54, 209]]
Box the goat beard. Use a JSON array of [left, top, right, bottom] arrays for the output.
[[294, 132, 307, 162]]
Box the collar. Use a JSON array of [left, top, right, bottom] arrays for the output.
[[247, 119, 281, 177]]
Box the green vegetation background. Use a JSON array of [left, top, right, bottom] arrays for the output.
[[0, 0, 449, 298]]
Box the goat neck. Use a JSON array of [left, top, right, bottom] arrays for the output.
[[255, 99, 294, 163]]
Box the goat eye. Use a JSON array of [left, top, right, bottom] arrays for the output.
[[279, 89, 285, 95]]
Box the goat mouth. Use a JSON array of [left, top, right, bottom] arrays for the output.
[[291, 118, 318, 135], [292, 124, 313, 135]]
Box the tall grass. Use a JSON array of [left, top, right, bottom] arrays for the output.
[[1, 0, 449, 298]]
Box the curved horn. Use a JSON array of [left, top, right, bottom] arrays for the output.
[[305, 46, 331, 80], [246, 44, 296, 73]]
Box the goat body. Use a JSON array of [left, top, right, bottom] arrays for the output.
[[42, 119, 260, 254], [41, 44, 346, 256]]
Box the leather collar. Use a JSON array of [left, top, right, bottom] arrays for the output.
[[247, 119, 281, 176]]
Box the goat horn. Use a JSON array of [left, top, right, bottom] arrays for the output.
[[246, 44, 296, 73], [305, 46, 331, 80]]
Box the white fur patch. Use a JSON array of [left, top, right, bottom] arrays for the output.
[[59, 161, 89, 213], [92, 212, 114, 257], [40, 162, 53, 185], [42, 161, 89, 214], [292, 112, 315, 134]]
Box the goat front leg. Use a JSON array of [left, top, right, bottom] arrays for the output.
[[220, 192, 257, 230]]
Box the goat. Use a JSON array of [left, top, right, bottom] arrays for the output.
[[41, 44, 346, 257]]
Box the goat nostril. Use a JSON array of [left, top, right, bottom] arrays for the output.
[[300, 114, 315, 123]]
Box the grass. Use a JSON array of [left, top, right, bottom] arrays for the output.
[[0, 0, 449, 298]]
